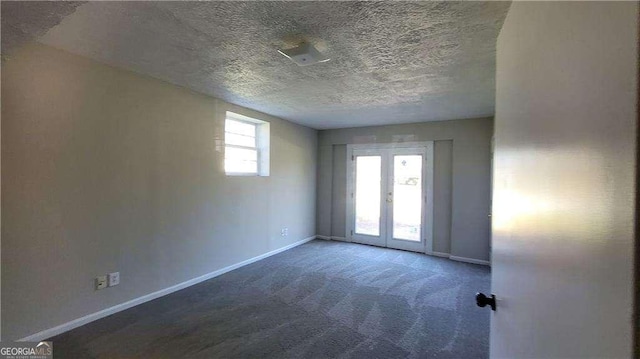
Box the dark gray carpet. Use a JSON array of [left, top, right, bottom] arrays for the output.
[[49, 240, 491, 358]]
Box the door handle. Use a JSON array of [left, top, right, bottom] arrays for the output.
[[476, 292, 496, 311]]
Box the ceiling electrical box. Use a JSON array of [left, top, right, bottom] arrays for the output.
[[278, 43, 330, 66]]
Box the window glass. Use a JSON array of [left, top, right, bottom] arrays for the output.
[[224, 114, 267, 175], [225, 119, 256, 137], [225, 132, 256, 148]]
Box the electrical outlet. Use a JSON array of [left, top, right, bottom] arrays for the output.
[[96, 275, 107, 290], [108, 272, 120, 287], [281, 228, 288, 237]]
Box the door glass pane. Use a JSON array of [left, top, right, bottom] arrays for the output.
[[355, 156, 381, 236], [393, 155, 422, 241]]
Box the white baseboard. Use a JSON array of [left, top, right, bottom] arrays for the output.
[[315, 235, 347, 242], [426, 251, 490, 266], [449, 255, 491, 266], [427, 251, 451, 258], [19, 235, 317, 342]]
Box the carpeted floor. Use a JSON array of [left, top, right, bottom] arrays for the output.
[[50, 240, 491, 358]]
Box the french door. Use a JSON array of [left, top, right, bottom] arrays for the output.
[[346, 143, 433, 253]]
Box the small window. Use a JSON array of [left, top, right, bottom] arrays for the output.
[[224, 112, 269, 176]]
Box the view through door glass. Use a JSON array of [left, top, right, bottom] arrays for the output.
[[392, 155, 423, 241], [355, 156, 381, 236]]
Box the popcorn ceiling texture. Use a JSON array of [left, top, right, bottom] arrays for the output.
[[3, 1, 510, 129], [1, 1, 85, 55]]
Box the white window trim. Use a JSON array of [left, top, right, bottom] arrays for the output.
[[225, 111, 270, 176]]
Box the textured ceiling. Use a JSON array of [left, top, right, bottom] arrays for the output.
[[1, 1, 85, 54], [3, 1, 510, 129]]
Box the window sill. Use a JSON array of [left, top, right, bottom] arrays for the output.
[[225, 172, 266, 177]]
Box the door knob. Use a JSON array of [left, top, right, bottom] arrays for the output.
[[476, 292, 496, 311]]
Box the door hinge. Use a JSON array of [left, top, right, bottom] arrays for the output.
[[351, 155, 354, 161], [351, 192, 354, 198], [350, 230, 353, 236]]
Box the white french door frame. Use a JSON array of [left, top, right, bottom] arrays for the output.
[[346, 142, 434, 253]]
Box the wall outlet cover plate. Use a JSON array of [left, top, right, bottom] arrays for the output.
[[108, 272, 120, 287]]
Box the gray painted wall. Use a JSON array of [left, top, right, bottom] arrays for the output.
[[315, 145, 333, 239], [1, 43, 317, 341], [433, 140, 453, 254], [316, 118, 492, 261], [331, 145, 347, 239]]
